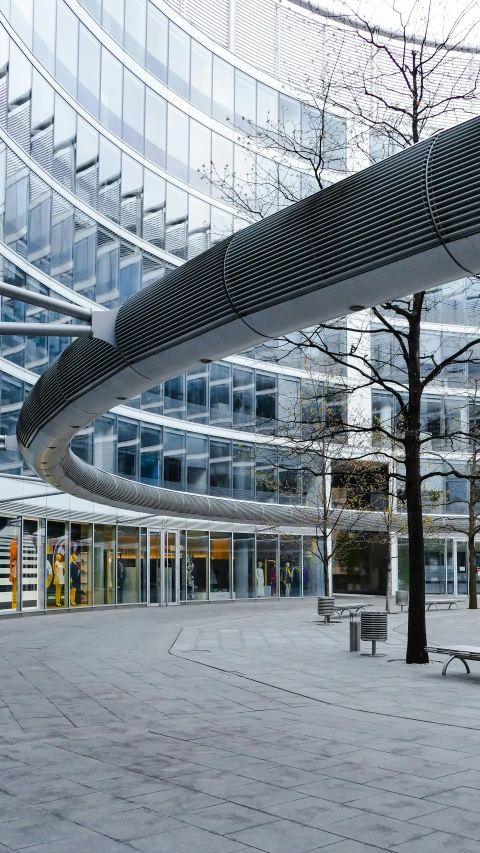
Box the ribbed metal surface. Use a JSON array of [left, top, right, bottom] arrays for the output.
[[16, 365, 63, 449], [428, 120, 480, 243], [225, 139, 438, 317], [115, 236, 235, 364], [360, 612, 388, 642], [317, 596, 335, 615]]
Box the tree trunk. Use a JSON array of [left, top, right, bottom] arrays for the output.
[[405, 441, 428, 663], [468, 484, 478, 608], [322, 525, 330, 597], [405, 299, 428, 664], [385, 523, 392, 613]]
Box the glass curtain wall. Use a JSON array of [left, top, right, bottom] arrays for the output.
[[280, 536, 302, 597], [256, 534, 278, 597], [23, 517, 41, 610], [0, 516, 21, 612], [70, 522, 93, 606], [46, 519, 68, 609], [94, 523, 115, 605], [117, 526, 140, 603], [233, 532, 254, 598], [302, 537, 324, 596], [210, 532, 231, 599], [187, 530, 208, 600]]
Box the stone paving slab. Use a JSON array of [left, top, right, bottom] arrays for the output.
[[0, 599, 479, 850]]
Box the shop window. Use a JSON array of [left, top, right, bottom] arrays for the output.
[[302, 537, 324, 596], [0, 517, 21, 612], [233, 533, 255, 598], [94, 524, 116, 605], [187, 530, 208, 600], [118, 526, 140, 604], [70, 522, 93, 606], [256, 535, 278, 597], [46, 519, 68, 609], [210, 533, 231, 599]]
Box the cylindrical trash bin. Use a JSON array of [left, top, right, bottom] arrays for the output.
[[361, 611, 388, 655], [350, 618, 360, 652], [317, 596, 335, 624], [395, 590, 409, 612]]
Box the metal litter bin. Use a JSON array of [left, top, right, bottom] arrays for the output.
[[317, 596, 335, 625], [395, 590, 409, 612], [350, 617, 360, 652], [361, 611, 388, 655]]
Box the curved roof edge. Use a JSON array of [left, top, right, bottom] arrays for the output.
[[15, 117, 480, 526]]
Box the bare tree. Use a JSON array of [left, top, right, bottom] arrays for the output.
[[210, 0, 480, 663]]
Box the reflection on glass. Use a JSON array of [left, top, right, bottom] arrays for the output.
[[22, 518, 41, 610], [33, 0, 56, 73], [280, 536, 301, 597], [212, 56, 233, 124], [146, 3, 168, 82], [186, 434, 207, 493], [78, 24, 100, 118], [191, 41, 212, 113], [187, 530, 208, 600], [164, 531, 177, 603], [94, 523, 115, 605], [118, 526, 139, 603], [233, 533, 254, 598], [145, 88, 166, 168], [125, 0, 146, 64], [0, 517, 21, 611], [102, 0, 124, 44], [149, 530, 161, 604], [189, 121, 210, 193], [167, 104, 189, 183], [256, 535, 278, 597], [56, 0, 78, 97], [11, 0, 33, 49], [302, 537, 324, 596], [210, 532, 231, 598], [70, 522, 92, 606], [46, 519, 68, 609], [100, 48, 122, 137], [122, 69, 144, 153], [168, 22, 190, 99]]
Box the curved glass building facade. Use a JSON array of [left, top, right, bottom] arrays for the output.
[[0, 0, 474, 614]]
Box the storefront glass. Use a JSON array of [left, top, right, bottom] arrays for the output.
[[149, 531, 161, 604], [425, 539, 446, 595], [179, 530, 186, 602], [70, 522, 93, 607], [256, 535, 278, 597], [210, 532, 231, 599], [46, 520, 68, 609], [23, 518, 41, 610], [457, 541, 468, 595], [164, 531, 177, 603], [302, 537, 324, 596], [187, 530, 208, 600], [118, 526, 140, 603], [280, 536, 302, 597], [332, 532, 387, 595], [0, 517, 21, 612], [94, 524, 116, 605], [233, 533, 254, 598]]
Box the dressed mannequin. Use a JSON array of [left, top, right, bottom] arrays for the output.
[[46, 558, 53, 589], [117, 554, 125, 604], [256, 561, 265, 597], [54, 553, 65, 607], [70, 554, 81, 606], [187, 554, 194, 600], [9, 533, 17, 610], [270, 562, 277, 596], [285, 562, 292, 597]]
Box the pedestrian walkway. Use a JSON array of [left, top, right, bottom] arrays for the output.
[[0, 599, 479, 851]]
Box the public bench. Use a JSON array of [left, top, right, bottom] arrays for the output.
[[425, 598, 466, 611], [334, 603, 372, 621], [425, 644, 480, 676]]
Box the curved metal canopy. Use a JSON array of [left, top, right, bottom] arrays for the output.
[[15, 118, 480, 525]]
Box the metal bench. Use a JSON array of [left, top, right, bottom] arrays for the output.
[[425, 644, 480, 676], [425, 598, 465, 610], [334, 603, 372, 621]]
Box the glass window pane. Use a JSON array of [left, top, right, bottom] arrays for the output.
[[11, 0, 33, 48], [164, 428, 184, 488], [256, 535, 278, 597], [191, 40, 212, 113], [94, 415, 116, 472], [78, 24, 100, 118], [303, 536, 324, 596], [233, 443, 254, 499], [210, 532, 231, 598], [146, 3, 167, 82], [76, 117, 98, 207], [121, 153, 143, 235], [70, 522, 93, 606], [189, 120, 210, 192], [100, 48, 122, 137], [167, 104, 188, 182], [22, 518, 41, 611], [280, 536, 301, 597], [56, 0, 78, 97], [31, 71, 54, 170], [53, 95, 76, 191], [94, 524, 115, 605], [211, 132, 233, 202], [168, 22, 190, 99], [122, 69, 144, 153], [187, 530, 208, 599], [0, 518, 21, 611], [102, 0, 124, 44], [188, 196, 210, 260], [33, 0, 55, 72], [141, 424, 162, 485], [235, 70, 255, 131], [118, 526, 139, 603], [46, 519, 68, 609], [81, 0, 101, 21], [166, 183, 187, 259], [212, 56, 233, 124], [143, 171, 165, 248], [257, 82, 278, 128], [125, 0, 146, 63], [98, 136, 121, 221], [187, 434, 207, 493], [145, 88, 166, 168], [233, 533, 254, 599]]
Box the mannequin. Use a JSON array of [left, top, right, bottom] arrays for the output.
[[54, 553, 65, 607], [187, 554, 194, 600], [9, 533, 17, 610], [117, 553, 125, 604], [70, 554, 81, 606], [285, 562, 292, 597], [46, 558, 53, 589], [256, 561, 265, 597]]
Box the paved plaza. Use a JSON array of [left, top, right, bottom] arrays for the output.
[[0, 601, 480, 851]]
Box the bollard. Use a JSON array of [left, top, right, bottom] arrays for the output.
[[349, 618, 360, 652]]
